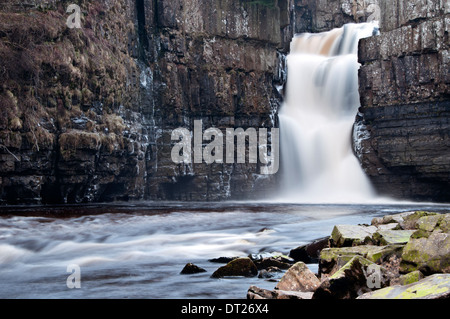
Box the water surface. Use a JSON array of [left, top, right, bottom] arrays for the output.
[[0, 201, 448, 299]]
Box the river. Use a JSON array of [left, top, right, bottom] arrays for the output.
[[1, 201, 448, 299]]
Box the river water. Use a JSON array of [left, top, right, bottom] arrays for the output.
[[0, 201, 448, 299]]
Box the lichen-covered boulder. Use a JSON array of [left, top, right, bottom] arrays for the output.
[[371, 211, 438, 230], [416, 214, 445, 232], [330, 225, 377, 247], [275, 262, 320, 292], [392, 270, 424, 286], [400, 230, 450, 274], [372, 229, 416, 245], [357, 274, 450, 299], [401, 211, 439, 230], [211, 257, 258, 278], [319, 245, 404, 275]]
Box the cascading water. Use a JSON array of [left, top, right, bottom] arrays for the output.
[[278, 22, 380, 203]]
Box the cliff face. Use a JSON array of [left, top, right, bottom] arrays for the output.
[[294, 0, 380, 33], [0, 0, 293, 204], [355, 0, 450, 201], [1, 0, 448, 204], [140, 0, 293, 201]]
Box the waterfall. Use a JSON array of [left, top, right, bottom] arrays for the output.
[[278, 22, 379, 204]]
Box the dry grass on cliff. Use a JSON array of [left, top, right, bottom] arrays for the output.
[[0, 4, 136, 156]]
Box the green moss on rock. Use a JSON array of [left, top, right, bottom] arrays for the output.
[[372, 229, 416, 245], [357, 274, 450, 299], [211, 257, 258, 278]]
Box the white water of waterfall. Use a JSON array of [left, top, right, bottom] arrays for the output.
[[278, 22, 380, 204]]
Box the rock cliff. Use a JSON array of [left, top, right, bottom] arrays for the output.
[[355, 0, 450, 202], [1, 0, 448, 204], [0, 0, 292, 204]]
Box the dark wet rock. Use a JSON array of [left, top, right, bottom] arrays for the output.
[[253, 256, 293, 270], [289, 237, 329, 263], [208, 256, 239, 264], [258, 266, 282, 279], [313, 256, 386, 299], [211, 257, 258, 278], [180, 263, 207, 275]]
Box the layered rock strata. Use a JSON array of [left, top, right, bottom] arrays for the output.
[[355, 0, 450, 202], [0, 0, 293, 203]]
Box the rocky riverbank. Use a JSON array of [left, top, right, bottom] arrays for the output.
[[182, 210, 450, 299]]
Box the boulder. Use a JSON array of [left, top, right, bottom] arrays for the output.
[[319, 245, 404, 275], [401, 211, 439, 230], [247, 286, 313, 300], [180, 263, 207, 275], [371, 211, 439, 230], [330, 225, 377, 247], [357, 274, 450, 299], [275, 262, 321, 292], [392, 270, 425, 286], [313, 256, 383, 299], [211, 257, 258, 278], [258, 266, 283, 279], [289, 237, 329, 263], [371, 211, 417, 228], [372, 229, 416, 245], [400, 230, 450, 274], [208, 256, 239, 263], [416, 214, 444, 232], [249, 252, 294, 270], [272, 290, 314, 299], [247, 286, 277, 299]]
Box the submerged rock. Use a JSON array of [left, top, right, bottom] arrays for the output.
[[357, 274, 450, 299], [208, 256, 239, 264], [180, 263, 207, 275], [211, 257, 258, 278], [258, 266, 283, 279]]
